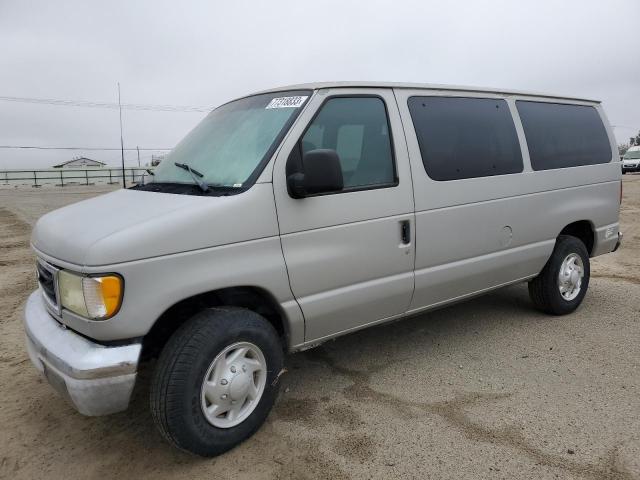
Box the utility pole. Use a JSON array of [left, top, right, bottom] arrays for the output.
[[118, 82, 126, 188], [137, 145, 140, 167]]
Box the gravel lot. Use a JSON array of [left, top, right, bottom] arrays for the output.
[[1, 178, 639, 480]]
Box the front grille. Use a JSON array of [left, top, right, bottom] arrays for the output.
[[36, 259, 60, 313]]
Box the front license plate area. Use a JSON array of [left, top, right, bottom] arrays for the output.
[[42, 362, 73, 405]]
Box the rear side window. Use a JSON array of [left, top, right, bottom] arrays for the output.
[[407, 97, 523, 181], [516, 101, 611, 170]]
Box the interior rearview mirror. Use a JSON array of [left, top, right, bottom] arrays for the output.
[[287, 149, 343, 198]]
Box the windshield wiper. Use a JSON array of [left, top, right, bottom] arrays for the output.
[[174, 162, 209, 192]]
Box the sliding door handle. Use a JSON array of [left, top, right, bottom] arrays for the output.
[[400, 220, 411, 245]]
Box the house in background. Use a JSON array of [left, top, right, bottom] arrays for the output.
[[53, 157, 106, 168]]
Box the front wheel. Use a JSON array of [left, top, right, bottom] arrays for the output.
[[150, 308, 283, 456], [528, 235, 590, 315]]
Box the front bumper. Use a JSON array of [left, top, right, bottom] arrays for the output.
[[24, 290, 141, 416], [622, 163, 640, 172]]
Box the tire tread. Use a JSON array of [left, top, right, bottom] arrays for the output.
[[149, 308, 282, 456]]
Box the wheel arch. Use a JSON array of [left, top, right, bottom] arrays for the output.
[[558, 220, 595, 256], [141, 285, 290, 360]]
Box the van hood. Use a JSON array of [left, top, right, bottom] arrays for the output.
[[32, 184, 278, 267]]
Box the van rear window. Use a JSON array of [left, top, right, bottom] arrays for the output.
[[516, 101, 611, 170], [407, 97, 523, 181]]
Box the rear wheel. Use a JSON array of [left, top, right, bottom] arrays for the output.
[[528, 235, 590, 315], [150, 308, 283, 456]]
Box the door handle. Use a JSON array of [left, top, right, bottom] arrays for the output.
[[400, 220, 411, 245]]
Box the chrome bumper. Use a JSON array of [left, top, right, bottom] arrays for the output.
[[24, 290, 141, 416]]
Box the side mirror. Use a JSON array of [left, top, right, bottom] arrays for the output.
[[287, 149, 343, 198]]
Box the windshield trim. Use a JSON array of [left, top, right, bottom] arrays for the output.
[[240, 89, 313, 188]]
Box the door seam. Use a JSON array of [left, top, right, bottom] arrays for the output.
[[270, 180, 308, 343], [392, 87, 418, 311]]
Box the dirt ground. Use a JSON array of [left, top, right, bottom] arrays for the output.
[[1, 178, 639, 480]]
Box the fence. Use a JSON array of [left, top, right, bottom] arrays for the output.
[[0, 167, 153, 188]]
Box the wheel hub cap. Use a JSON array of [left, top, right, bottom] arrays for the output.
[[229, 371, 251, 400], [200, 342, 267, 429], [558, 253, 584, 301]]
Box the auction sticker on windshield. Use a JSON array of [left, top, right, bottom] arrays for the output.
[[266, 96, 308, 109]]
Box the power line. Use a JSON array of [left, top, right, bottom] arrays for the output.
[[0, 145, 171, 151], [0, 95, 212, 112]]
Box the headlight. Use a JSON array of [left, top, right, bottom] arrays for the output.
[[58, 270, 123, 320]]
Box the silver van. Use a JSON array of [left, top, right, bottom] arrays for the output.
[[24, 82, 622, 456]]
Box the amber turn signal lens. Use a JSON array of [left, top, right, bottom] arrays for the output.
[[82, 275, 123, 319], [98, 276, 123, 318]]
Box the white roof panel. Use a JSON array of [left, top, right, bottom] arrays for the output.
[[251, 81, 599, 104]]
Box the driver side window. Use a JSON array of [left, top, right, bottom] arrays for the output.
[[300, 97, 396, 189]]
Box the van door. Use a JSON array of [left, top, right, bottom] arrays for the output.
[[272, 88, 414, 342], [395, 91, 550, 312]]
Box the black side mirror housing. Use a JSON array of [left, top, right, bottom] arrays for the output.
[[286, 149, 343, 198], [287, 172, 307, 198]]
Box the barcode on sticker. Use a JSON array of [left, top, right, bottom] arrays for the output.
[[266, 96, 308, 109]]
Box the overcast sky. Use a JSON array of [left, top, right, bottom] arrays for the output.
[[0, 0, 638, 169]]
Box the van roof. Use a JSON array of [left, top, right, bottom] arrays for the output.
[[256, 82, 600, 104]]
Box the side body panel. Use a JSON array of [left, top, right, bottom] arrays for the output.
[[33, 184, 306, 346], [272, 88, 415, 343], [394, 89, 620, 314]]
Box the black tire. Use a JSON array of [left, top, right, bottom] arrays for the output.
[[528, 235, 590, 315], [622, 170, 626, 175], [150, 308, 283, 457]]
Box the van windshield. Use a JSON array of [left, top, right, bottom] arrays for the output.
[[150, 90, 311, 190], [624, 150, 640, 160]]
